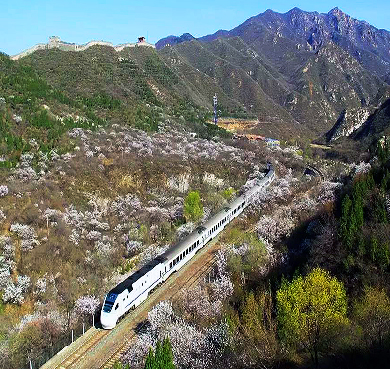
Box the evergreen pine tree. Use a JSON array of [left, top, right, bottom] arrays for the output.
[[353, 200, 364, 230], [381, 170, 390, 192], [366, 173, 376, 190], [144, 347, 156, 369], [347, 210, 357, 250], [162, 337, 176, 369], [377, 141, 386, 163], [155, 340, 163, 369], [373, 193, 388, 223], [371, 237, 379, 263], [340, 195, 352, 245], [377, 242, 390, 270]]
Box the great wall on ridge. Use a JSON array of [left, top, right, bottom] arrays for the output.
[[11, 36, 155, 60]]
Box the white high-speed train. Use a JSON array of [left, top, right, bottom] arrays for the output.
[[100, 164, 275, 329]]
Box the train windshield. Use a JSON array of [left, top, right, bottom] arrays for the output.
[[103, 292, 118, 313]]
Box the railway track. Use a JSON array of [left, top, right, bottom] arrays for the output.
[[55, 330, 110, 369]]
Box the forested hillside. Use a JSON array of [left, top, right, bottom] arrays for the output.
[[113, 139, 390, 369]]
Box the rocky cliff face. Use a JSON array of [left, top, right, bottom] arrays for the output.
[[353, 99, 390, 140]]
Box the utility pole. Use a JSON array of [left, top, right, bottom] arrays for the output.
[[213, 94, 218, 124]]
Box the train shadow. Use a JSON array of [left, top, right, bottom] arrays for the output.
[[134, 319, 151, 335]]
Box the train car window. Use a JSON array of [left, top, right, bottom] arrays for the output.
[[115, 303, 119, 310], [170, 262, 172, 268], [103, 292, 117, 313]]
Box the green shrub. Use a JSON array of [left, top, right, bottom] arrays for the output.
[[183, 191, 203, 222]]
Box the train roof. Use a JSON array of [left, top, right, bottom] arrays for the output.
[[161, 206, 234, 261], [202, 206, 232, 229], [110, 258, 163, 294], [161, 229, 201, 261]]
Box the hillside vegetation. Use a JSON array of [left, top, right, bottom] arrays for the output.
[[114, 141, 390, 369]]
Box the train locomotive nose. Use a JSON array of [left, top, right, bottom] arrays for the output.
[[100, 313, 117, 329]]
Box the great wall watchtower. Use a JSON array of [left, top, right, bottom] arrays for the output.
[[48, 36, 61, 48], [11, 36, 155, 60]]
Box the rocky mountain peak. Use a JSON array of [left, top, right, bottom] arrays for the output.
[[287, 7, 304, 14], [328, 7, 345, 17]]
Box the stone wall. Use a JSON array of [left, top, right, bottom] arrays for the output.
[[11, 36, 155, 60]]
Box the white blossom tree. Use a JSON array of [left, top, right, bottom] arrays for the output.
[[2, 275, 30, 304], [74, 295, 100, 325], [10, 223, 39, 251], [0, 185, 8, 197]]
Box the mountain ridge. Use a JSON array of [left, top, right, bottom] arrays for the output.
[[155, 7, 390, 141], [156, 7, 390, 78]]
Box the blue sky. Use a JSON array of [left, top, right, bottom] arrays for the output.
[[1, 0, 389, 56]]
